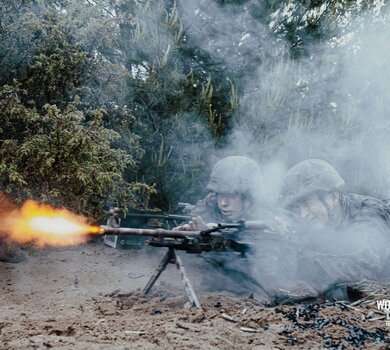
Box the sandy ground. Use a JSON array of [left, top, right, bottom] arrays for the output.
[[1, 240, 390, 349]]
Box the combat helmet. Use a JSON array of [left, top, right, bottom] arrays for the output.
[[207, 156, 263, 195], [280, 159, 345, 208]]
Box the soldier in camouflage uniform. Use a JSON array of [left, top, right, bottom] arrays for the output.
[[279, 159, 390, 298], [177, 156, 301, 300], [176, 156, 266, 231], [198, 156, 266, 219]]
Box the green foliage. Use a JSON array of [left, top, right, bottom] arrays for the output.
[[0, 84, 149, 219], [263, 0, 385, 57], [0, 1, 153, 217], [26, 45, 89, 108]]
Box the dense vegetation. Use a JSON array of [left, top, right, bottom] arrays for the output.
[[0, 0, 388, 218]]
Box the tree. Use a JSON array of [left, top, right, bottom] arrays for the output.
[[0, 1, 152, 217], [0, 84, 150, 218]]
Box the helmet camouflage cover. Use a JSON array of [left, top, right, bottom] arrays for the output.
[[207, 156, 263, 195], [280, 159, 345, 208]]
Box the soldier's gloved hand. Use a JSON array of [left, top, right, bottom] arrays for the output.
[[173, 223, 192, 231], [190, 216, 213, 230], [173, 216, 215, 231]]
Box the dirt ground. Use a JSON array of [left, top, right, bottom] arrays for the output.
[[1, 240, 389, 350]]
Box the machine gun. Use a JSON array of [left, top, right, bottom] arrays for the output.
[[99, 221, 271, 307]]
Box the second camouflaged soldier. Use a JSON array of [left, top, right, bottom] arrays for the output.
[[279, 159, 390, 298]]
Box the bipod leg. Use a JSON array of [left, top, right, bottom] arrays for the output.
[[143, 248, 173, 294], [172, 249, 201, 308]]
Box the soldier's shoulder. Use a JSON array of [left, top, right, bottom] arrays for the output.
[[346, 193, 387, 210], [345, 193, 390, 223]]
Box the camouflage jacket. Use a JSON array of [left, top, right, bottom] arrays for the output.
[[191, 193, 297, 297], [297, 193, 390, 292]]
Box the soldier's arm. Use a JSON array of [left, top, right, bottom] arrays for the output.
[[173, 216, 217, 231], [347, 217, 390, 274], [297, 217, 390, 292]]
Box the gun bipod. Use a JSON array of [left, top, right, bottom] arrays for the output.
[[142, 247, 201, 308]]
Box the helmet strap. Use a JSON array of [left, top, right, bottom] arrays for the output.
[[317, 191, 339, 225], [241, 193, 253, 218]]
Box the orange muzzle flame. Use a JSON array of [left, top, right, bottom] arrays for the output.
[[3, 200, 100, 247]]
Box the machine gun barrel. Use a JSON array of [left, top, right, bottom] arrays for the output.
[[99, 225, 202, 238], [99, 220, 270, 238]]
